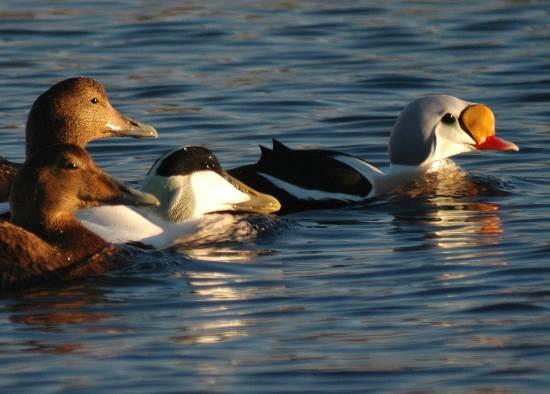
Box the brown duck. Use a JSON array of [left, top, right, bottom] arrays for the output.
[[0, 77, 158, 201], [0, 144, 159, 292]]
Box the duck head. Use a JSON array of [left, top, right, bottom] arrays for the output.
[[388, 95, 519, 167], [25, 77, 158, 157], [10, 144, 159, 232], [141, 146, 281, 223]]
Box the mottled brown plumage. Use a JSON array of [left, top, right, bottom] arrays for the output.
[[0, 144, 159, 292]]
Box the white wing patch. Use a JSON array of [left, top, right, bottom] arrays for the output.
[[334, 155, 383, 179], [258, 172, 364, 202], [190, 171, 250, 216]]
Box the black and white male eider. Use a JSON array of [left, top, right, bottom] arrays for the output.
[[77, 146, 281, 248], [229, 95, 519, 213]]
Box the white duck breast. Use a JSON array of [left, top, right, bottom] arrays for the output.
[[77, 205, 169, 245], [229, 95, 519, 212], [190, 170, 252, 216], [77, 146, 281, 248]]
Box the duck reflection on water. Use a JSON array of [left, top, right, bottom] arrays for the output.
[[387, 162, 510, 259]]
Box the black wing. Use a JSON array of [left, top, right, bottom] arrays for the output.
[[229, 139, 378, 213]]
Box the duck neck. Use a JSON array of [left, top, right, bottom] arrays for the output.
[[26, 119, 83, 157], [140, 174, 195, 223], [15, 212, 110, 262], [374, 161, 433, 196]]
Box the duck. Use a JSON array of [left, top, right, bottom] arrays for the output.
[[0, 76, 158, 203], [0, 144, 160, 292], [76, 146, 281, 248], [228, 95, 519, 213]]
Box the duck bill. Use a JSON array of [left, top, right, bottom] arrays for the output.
[[474, 135, 519, 151], [224, 173, 281, 214], [106, 109, 158, 139], [96, 173, 160, 207], [116, 181, 160, 207], [460, 104, 519, 152]]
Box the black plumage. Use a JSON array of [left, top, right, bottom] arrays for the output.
[[229, 139, 378, 213]]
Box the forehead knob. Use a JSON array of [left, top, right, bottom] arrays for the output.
[[460, 104, 495, 144]]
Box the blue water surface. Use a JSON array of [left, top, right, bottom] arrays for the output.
[[1, 1, 550, 393]]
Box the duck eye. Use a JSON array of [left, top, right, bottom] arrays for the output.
[[441, 113, 456, 124], [90, 97, 99, 104], [62, 160, 79, 170]]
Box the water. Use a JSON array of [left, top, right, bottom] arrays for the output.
[[1, 0, 550, 392]]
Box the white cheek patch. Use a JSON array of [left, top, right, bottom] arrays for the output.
[[258, 172, 364, 202], [433, 124, 477, 161], [190, 171, 250, 216]]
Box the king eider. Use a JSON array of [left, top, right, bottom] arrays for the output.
[[229, 95, 519, 213], [77, 146, 281, 248]]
